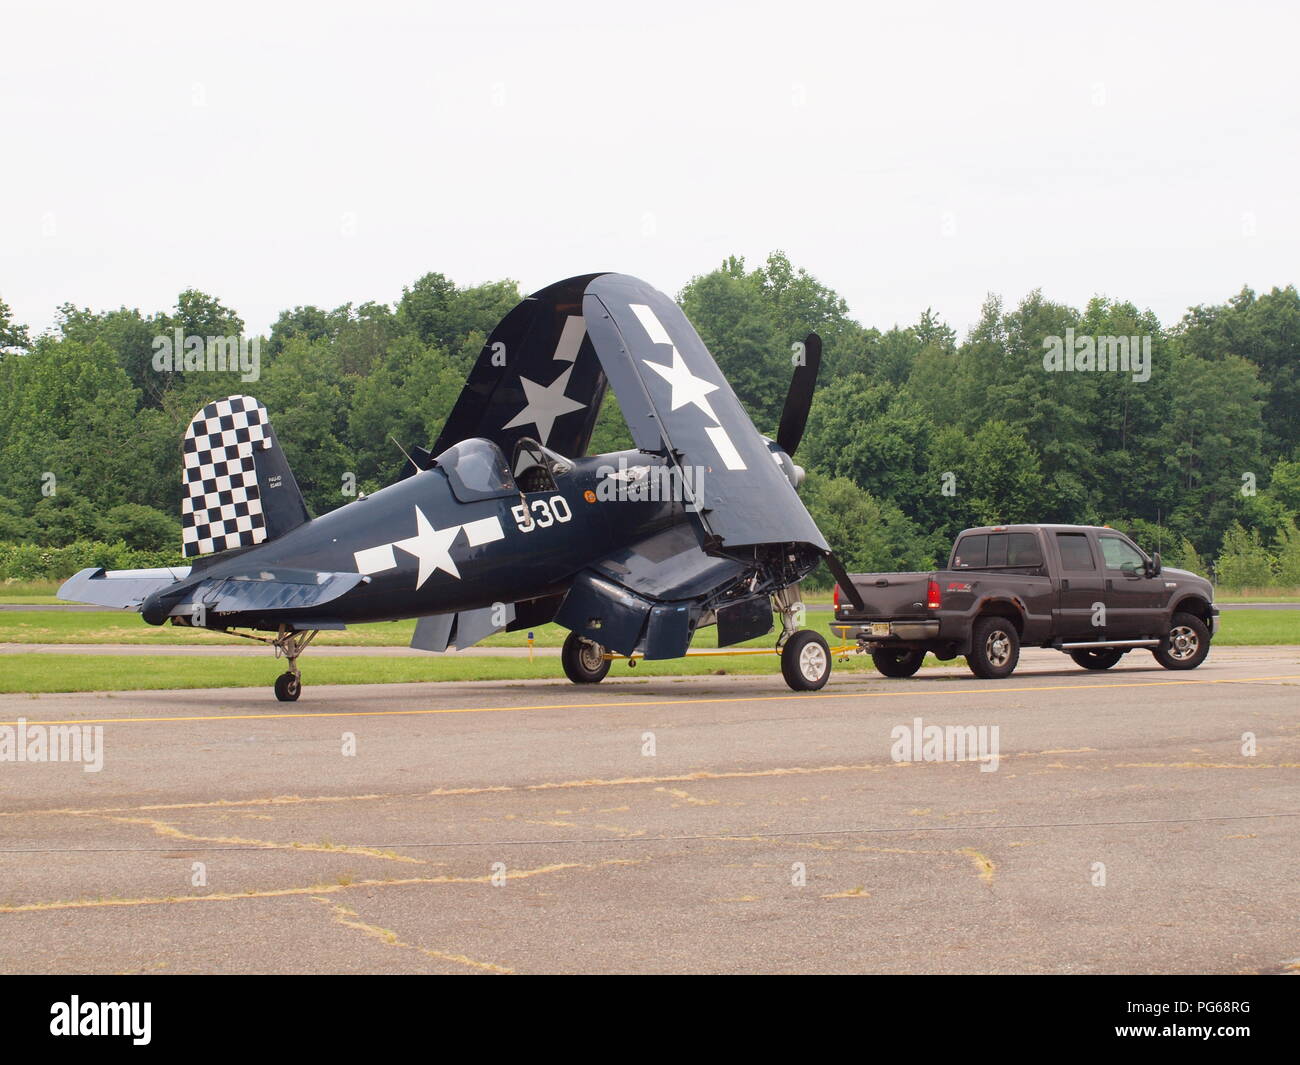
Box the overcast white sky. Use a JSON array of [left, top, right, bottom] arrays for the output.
[[3, 0, 1297, 340]]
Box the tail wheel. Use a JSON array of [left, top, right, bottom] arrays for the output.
[[274, 672, 301, 702], [967, 616, 1020, 679], [1152, 612, 1210, 670], [871, 648, 925, 678], [1069, 648, 1124, 670], [781, 630, 832, 691], [562, 632, 611, 684]]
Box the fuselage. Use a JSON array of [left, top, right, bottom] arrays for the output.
[[162, 448, 687, 629]]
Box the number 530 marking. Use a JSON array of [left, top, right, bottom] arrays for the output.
[[513, 495, 572, 533]]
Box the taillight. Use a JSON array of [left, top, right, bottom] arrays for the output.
[[833, 583, 840, 608], [927, 579, 941, 610]]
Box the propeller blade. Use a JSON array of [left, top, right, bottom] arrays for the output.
[[824, 550, 865, 611], [776, 332, 822, 457]]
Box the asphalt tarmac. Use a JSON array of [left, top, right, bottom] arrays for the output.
[[0, 647, 1296, 974]]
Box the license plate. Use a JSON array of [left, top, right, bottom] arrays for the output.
[[869, 622, 891, 637]]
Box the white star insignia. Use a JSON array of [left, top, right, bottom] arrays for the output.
[[642, 348, 721, 424], [393, 506, 461, 588], [502, 366, 586, 445]]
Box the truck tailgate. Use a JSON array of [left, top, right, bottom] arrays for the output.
[[841, 572, 934, 619]]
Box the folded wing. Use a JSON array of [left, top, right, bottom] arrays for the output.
[[430, 275, 610, 461], [581, 273, 827, 552]]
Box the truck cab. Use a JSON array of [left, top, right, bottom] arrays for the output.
[[833, 524, 1218, 679]]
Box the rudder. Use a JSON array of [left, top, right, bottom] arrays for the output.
[[180, 395, 309, 558]]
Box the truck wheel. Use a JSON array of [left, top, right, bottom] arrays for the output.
[[781, 630, 831, 691], [871, 648, 925, 678], [967, 616, 1020, 679], [1152, 612, 1210, 670], [1069, 648, 1124, 670], [562, 632, 610, 684]]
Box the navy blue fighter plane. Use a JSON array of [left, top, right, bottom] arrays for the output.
[[59, 273, 865, 700]]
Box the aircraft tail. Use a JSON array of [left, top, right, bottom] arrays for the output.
[[180, 395, 309, 558]]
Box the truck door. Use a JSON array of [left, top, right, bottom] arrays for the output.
[[1053, 531, 1104, 638], [1096, 531, 1161, 637]]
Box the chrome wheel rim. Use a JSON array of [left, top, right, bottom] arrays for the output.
[[799, 642, 827, 682], [985, 630, 1012, 667], [1167, 625, 1199, 661]]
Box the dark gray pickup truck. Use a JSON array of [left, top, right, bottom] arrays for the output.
[[832, 524, 1219, 679]]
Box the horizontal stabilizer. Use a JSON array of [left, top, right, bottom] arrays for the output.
[[58, 566, 192, 611]]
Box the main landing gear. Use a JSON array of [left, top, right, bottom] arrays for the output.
[[561, 632, 611, 684], [774, 585, 831, 691], [557, 586, 835, 692]]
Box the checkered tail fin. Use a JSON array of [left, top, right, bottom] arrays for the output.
[[180, 395, 310, 559]]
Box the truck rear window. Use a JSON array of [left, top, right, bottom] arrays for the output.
[[953, 533, 1043, 569], [953, 535, 988, 568]]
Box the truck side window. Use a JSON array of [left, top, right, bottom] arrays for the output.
[[1056, 532, 1096, 570], [1007, 533, 1044, 567], [1099, 535, 1146, 572], [953, 535, 987, 568]]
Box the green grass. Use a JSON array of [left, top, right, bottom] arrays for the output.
[[0, 611, 864, 649], [0, 609, 1293, 694], [0, 648, 887, 694], [1209, 610, 1300, 645], [8, 576, 1300, 606], [3, 607, 1298, 647]]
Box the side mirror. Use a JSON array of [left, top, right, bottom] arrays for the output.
[[1147, 552, 1162, 578]]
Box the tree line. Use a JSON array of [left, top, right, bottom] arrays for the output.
[[1, 253, 1297, 586]]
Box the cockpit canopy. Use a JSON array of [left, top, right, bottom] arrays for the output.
[[434, 437, 574, 502], [434, 438, 517, 503]]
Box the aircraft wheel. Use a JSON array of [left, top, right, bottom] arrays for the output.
[[782, 630, 831, 691], [1069, 648, 1124, 670], [274, 672, 301, 702], [562, 633, 610, 684], [871, 648, 925, 678]]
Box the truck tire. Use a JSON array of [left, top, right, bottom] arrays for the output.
[[871, 648, 925, 678], [967, 616, 1020, 679], [561, 632, 610, 684], [1152, 612, 1210, 670], [781, 630, 832, 691], [1069, 648, 1124, 670]]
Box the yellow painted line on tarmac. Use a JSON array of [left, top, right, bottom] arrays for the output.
[[2, 673, 1297, 728]]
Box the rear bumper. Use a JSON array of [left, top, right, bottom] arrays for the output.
[[838, 619, 942, 643], [1208, 606, 1220, 637]]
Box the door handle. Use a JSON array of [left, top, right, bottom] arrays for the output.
[[1061, 579, 1070, 590]]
